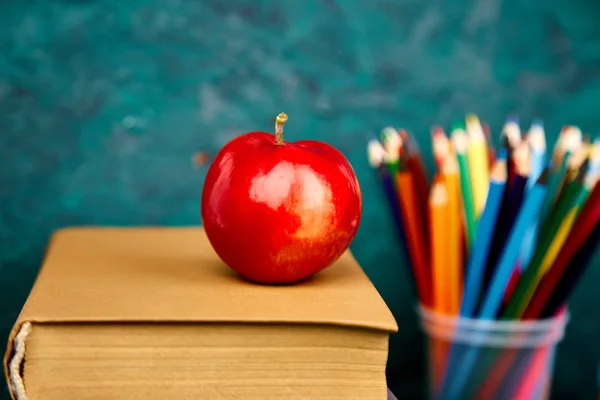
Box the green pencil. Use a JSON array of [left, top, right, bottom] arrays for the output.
[[502, 170, 589, 318], [451, 122, 476, 249]]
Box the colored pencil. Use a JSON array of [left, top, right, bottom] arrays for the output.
[[466, 114, 491, 218], [523, 181, 600, 319], [502, 169, 591, 319], [527, 119, 547, 189], [381, 127, 402, 177], [540, 126, 582, 223], [479, 171, 549, 320], [431, 126, 450, 170], [518, 120, 547, 271], [442, 155, 463, 314], [396, 159, 432, 306], [479, 141, 530, 306], [460, 150, 508, 317], [451, 123, 477, 249], [430, 177, 451, 313], [502, 115, 521, 183]]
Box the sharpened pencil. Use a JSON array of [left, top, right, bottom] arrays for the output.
[[430, 177, 451, 313], [451, 123, 477, 249], [442, 155, 463, 314], [396, 158, 432, 307], [466, 114, 490, 218], [479, 141, 530, 308]]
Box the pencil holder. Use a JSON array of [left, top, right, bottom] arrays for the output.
[[418, 306, 568, 400]]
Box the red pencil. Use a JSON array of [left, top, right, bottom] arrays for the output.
[[396, 160, 432, 307], [523, 180, 600, 319]]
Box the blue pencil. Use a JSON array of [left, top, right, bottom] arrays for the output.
[[460, 149, 508, 317], [519, 120, 547, 270], [526, 119, 547, 189], [443, 173, 549, 400]]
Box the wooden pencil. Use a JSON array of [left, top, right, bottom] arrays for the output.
[[518, 120, 548, 271], [430, 177, 451, 313], [523, 181, 600, 319], [466, 114, 490, 218], [451, 123, 476, 249], [442, 155, 463, 314], [396, 158, 432, 307], [459, 150, 508, 317], [479, 141, 530, 306]]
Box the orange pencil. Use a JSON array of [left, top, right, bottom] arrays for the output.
[[397, 162, 431, 307], [429, 177, 450, 313], [441, 155, 463, 314], [429, 176, 452, 391]]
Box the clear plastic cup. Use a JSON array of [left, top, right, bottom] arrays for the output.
[[418, 305, 568, 400]]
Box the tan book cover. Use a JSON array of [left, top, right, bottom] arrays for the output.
[[4, 227, 398, 399]]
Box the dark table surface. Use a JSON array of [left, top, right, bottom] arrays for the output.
[[1, 1, 600, 398]]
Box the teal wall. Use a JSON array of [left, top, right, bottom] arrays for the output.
[[1, 0, 599, 398]]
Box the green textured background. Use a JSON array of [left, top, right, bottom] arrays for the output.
[[1, 0, 600, 398]]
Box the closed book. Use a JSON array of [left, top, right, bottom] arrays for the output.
[[4, 227, 397, 399]]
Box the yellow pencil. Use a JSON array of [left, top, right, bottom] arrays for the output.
[[429, 177, 451, 314], [465, 114, 490, 218], [442, 155, 463, 314]]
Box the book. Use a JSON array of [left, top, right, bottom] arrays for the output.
[[3, 227, 398, 400]]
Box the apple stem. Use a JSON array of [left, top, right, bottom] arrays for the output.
[[275, 112, 288, 145]]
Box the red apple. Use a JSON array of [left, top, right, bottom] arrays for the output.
[[201, 113, 362, 284]]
